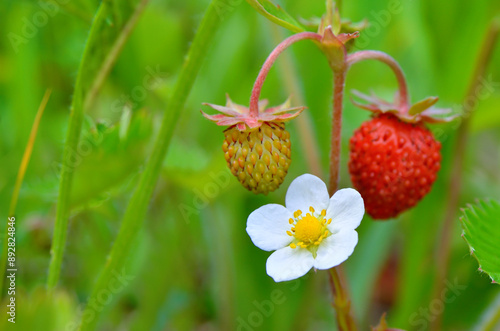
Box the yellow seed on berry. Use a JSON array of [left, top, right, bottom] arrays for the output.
[[270, 164, 277, 175], [264, 125, 272, 137], [275, 129, 283, 139], [263, 172, 272, 182], [263, 154, 271, 166], [246, 163, 253, 175], [238, 172, 246, 181], [272, 151, 279, 163], [257, 161, 266, 174], [250, 152, 258, 165], [254, 172, 261, 183], [255, 144, 263, 156], [238, 156, 245, 168], [279, 156, 286, 167], [231, 130, 238, 142], [264, 140, 272, 153]]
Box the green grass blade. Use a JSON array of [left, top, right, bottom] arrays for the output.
[[460, 199, 500, 284], [0, 89, 51, 295], [77, 1, 224, 330], [47, 0, 149, 290]]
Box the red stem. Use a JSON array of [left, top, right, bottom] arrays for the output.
[[249, 32, 322, 117], [346, 50, 410, 113], [328, 69, 346, 195], [327, 60, 357, 331]]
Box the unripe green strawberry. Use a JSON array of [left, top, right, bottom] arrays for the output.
[[223, 122, 291, 194], [202, 95, 304, 194]]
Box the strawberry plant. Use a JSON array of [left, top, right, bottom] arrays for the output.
[[2, 0, 500, 330]]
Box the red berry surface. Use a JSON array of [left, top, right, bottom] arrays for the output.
[[349, 113, 441, 220]]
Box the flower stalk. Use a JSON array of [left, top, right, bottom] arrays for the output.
[[329, 268, 358, 331], [269, 24, 323, 177], [319, 28, 359, 331], [328, 69, 347, 196], [346, 50, 410, 113], [327, 65, 358, 331], [249, 32, 322, 116]]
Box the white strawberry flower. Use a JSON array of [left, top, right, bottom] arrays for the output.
[[246, 174, 364, 282]]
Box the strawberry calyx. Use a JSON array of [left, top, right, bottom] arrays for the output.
[[201, 94, 305, 131], [350, 89, 458, 124]]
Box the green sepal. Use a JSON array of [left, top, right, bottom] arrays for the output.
[[408, 96, 439, 116]]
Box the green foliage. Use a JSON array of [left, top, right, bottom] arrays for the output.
[[47, 0, 149, 290], [245, 0, 306, 32], [460, 200, 500, 284], [79, 1, 225, 329], [71, 110, 153, 208]]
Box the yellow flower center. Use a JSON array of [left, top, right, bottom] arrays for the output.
[[295, 213, 323, 243], [287, 207, 332, 256]]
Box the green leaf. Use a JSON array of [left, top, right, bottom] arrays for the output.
[[245, 0, 305, 33], [70, 110, 153, 208], [460, 199, 500, 284]]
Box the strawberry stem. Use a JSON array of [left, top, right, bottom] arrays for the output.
[[321, 30, 358, 328], [269, 25, 324, 177], [328, 68, 347, 195], [328, 63, 358, 331], [346, 50, 410, 114], [329, 267, 358, 331], [249, 32, 322, 117]]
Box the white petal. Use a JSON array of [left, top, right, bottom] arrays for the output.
[[285, 174, 330, 214], [313, 230, 358, 270], [266, 246, 314, 282], [326, 188, 364, 233], [246, 204, 293, 251]]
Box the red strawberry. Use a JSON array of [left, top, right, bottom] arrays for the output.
[[348, 113, 441, 219]]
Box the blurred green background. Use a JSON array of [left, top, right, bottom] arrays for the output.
[[1, 0, 500, 330]]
